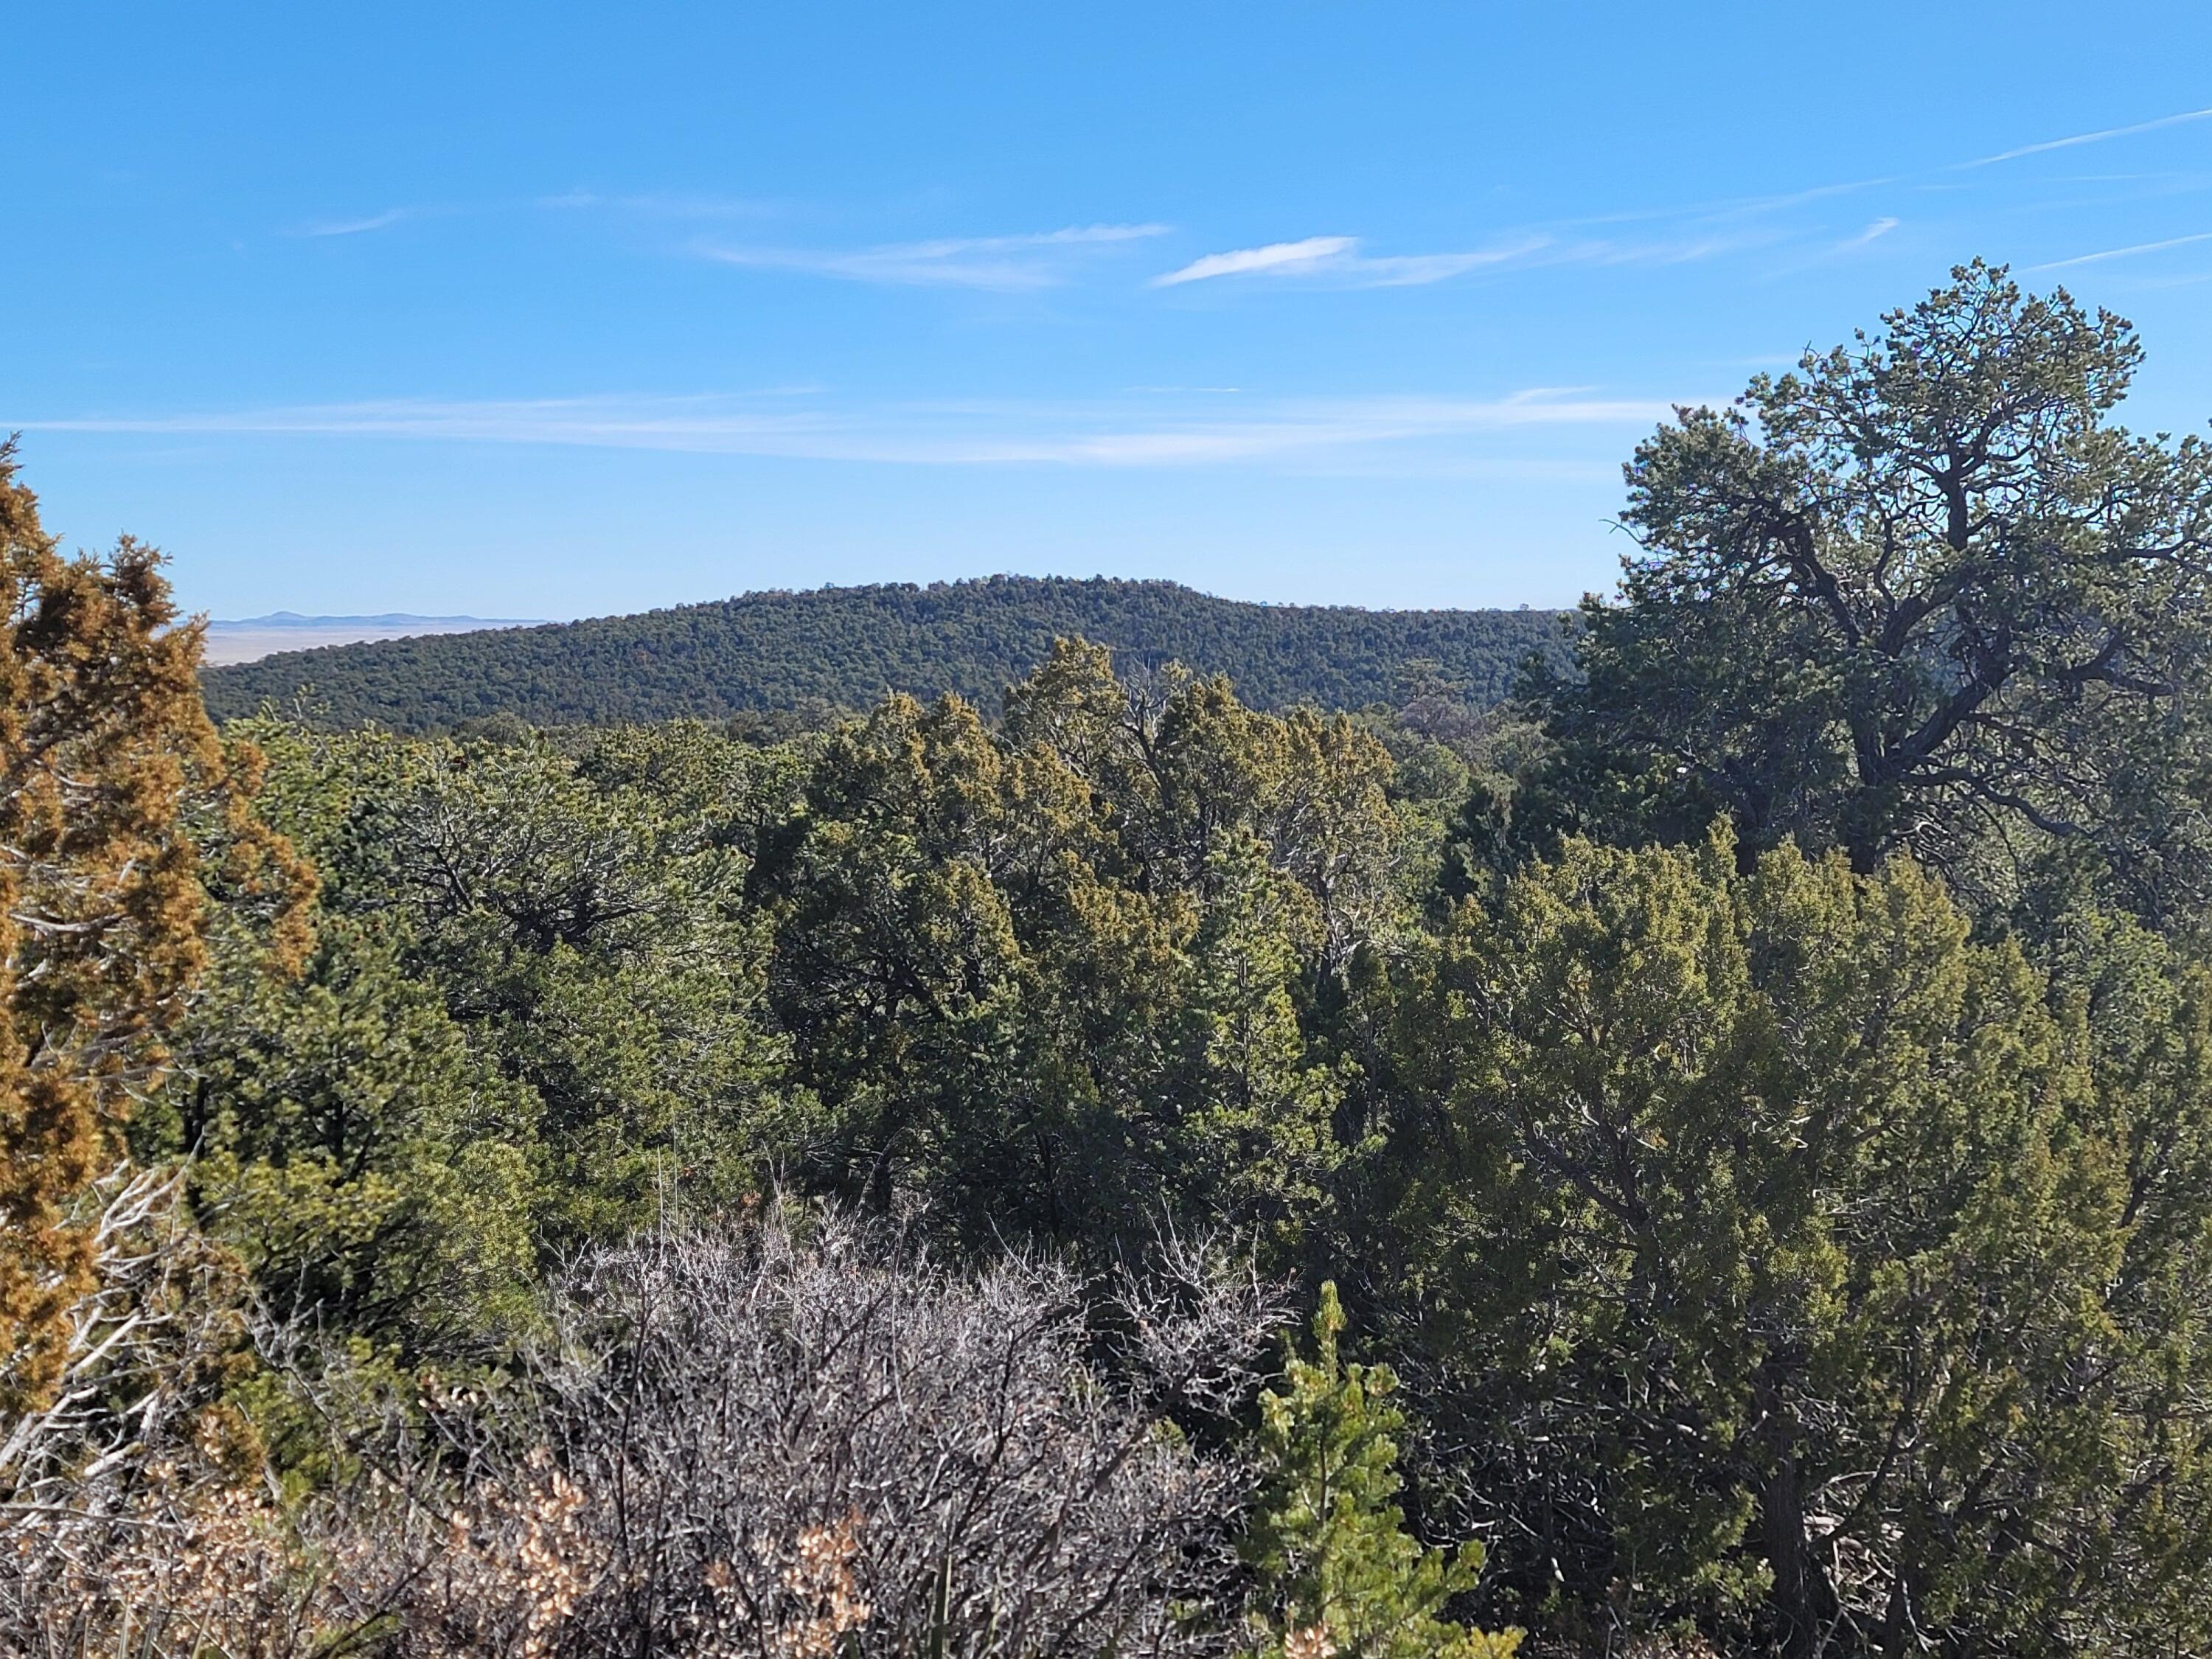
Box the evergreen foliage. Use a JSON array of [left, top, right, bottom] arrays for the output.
[[0, 444, 312, 1413], [748, 644, 1400, 1256], [13, 265, 2212, 1657], [198, 574, 1573, 732], [1383, 829, 2212, 1655], [1508, 262, 2212, 931], [1245, 1282, 1520, 1659]]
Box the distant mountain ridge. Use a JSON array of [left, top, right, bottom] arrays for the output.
[[201, 611, 546, 667], [215, 611, 544, 628], [199, 575, 1574, 731]]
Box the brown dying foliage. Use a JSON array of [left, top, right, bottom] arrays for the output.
[[0, 442, 315, 1413]]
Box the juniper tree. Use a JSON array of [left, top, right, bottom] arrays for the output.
[[0, 446, 311, 1411], [1388, 829, 2212, 1656]]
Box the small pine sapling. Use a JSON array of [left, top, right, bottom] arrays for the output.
[[1244, 1283, 1519, 1659]]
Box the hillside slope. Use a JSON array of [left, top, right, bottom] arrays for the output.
[[201, 575, 1573, 730]]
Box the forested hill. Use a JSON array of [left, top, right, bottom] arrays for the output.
[[198, 574, 1573, 730]]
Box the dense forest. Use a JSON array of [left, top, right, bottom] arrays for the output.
[[10, 262, 2212, 1658], [198, 575, 1574, 732]]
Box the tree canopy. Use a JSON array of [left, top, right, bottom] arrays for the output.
[[1385, 830, 2212, 1654], [1517, 262, 2212, 929], [12, 263, 2212, 1658]]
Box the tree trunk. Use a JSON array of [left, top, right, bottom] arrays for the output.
[[1879, 1541, 1921, 1659], [1756, 1371, 1835, 1659]]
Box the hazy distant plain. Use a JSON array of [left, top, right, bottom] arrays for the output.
[[203, 615, 540, 667]]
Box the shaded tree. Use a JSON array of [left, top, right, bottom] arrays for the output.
[[251, 723, 799, 1243], [136, 914, 543, 1359], [754, 647, 1400, 1259]]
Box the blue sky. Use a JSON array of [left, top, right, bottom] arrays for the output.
[[11, 4, 2212, 620]]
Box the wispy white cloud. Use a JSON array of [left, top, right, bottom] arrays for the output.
[[1753, 215, 1905, 279], [1152, 229, 1747, 290], [296, 207, 415, 237], [1155, 234, 1558, 288], [704, 223, 1171, 290], [1136, 94, 2211, 300], [13, 386, 1680, 469], [1553, 178, 1895, 234], [1151, 237, 1358, 286], [2029, 230, 2212, 270], [1126, 102, 2201, 299], [1964, 104, 2212, 167], [1350, 246, 1556, 285], [1006, 392, 1677, 464]]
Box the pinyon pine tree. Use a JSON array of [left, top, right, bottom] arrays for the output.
[[1245, 1282, 1519, 1659]]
